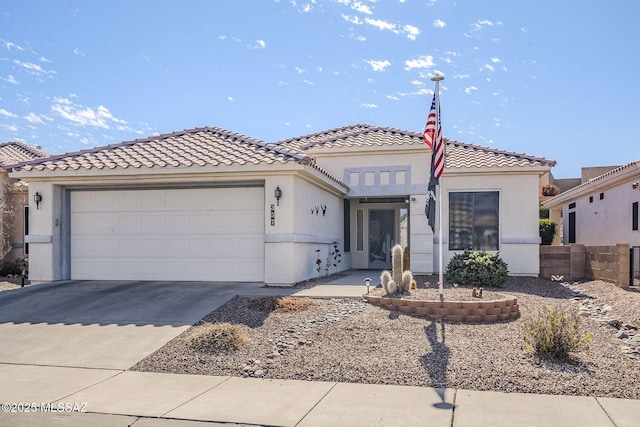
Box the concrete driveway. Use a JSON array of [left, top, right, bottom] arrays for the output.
[[0, 280, 267, 369]]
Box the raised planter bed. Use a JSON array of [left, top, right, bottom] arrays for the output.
[[364, 293, 520, 323]]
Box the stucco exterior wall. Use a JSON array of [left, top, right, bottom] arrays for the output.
[[263, 174, 346, 286], [440, 171, 542, 276], [561, 180, 640, 247]]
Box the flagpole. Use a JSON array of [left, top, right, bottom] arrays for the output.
[[431, 75, 444, 298]]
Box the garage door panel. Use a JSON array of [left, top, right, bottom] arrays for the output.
[[70, 188, 264, 281]]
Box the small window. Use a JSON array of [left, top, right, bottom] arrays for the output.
[[568, 211, 576, 243], [569, 202, 576, 209], [600, 192, 604, 200], [24, 206, 29, 255], [356, 209, 364, 252], [589, 196, 593, 203], [633, 202, 639, 231], [343, 200, 351, 252]]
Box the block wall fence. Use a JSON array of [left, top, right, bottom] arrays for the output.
[[540, 244, 630, 288]]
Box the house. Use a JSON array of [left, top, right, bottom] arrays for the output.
[[0, 142, 50, 264], [6, 125, 555, 285], [542, 160, 640, 247]]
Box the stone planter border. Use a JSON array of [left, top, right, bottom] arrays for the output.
[[364, 294, 519, 323]]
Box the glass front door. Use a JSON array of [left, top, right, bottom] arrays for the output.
[[368, 209, 395, 269]]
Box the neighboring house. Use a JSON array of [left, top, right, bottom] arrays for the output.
[[0, 142, 50, 264], [542, 160, 640, 247], [6, 125, 555, 285]]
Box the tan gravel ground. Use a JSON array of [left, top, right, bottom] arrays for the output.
[[131, 277, 640, 399]]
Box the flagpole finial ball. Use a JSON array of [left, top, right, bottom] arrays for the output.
[[431, 75, 444, 82]]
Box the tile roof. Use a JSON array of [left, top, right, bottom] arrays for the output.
[[0, 141, 50, 166], [277, 124, 556, 169], [7, 127, 309, 172], [445, 139, 556, 169], [6, 124, 555, 182]]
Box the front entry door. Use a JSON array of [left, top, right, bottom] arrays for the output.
[[368, 209, 395, 269]]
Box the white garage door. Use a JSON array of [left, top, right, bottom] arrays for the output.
[[70, 187, 264, 281]]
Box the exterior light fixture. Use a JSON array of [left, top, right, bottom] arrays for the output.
[[364, 277, 372, 294], [34, 192, 42, 209], [275, 186, 282, 206]]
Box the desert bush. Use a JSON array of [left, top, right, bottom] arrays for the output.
[[0, 259, 24, 276], [445, 250, 508, 287], [539, 219, 557, 245], [274, 296, 316, 313], [187, 322, 250, 352], [523, 306, 591, 360]]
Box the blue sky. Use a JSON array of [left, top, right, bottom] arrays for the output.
[[1, 0, 638, 178]]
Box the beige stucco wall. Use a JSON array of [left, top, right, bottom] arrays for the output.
[[439, 170, 542, 276], [560, 178, 640, 247], [263, 174, 346, 286]]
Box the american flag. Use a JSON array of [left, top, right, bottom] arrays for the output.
[[423, 89, 444, 231], [423, 92, 444, 179]]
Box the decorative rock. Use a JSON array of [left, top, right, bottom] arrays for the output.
[[615, 331, 629, 339], [253, 369, 265, 377]]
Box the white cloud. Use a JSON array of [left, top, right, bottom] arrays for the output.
[[352, 1, 373, 14], [404, 24, 420, 40], [0, 39, 24, 51], [294, 66, 307, 74], [24, 112, 47, 124], [227, 96, 234, 101], [364, 59, 391, 72], [13, 59, 56, 76], [472, 19, 503, 31], [521, 27, 528, 33], [386, 94, 400, 100], [433, 19, 446, 28], [2, 74, 19, 84], [464, 86, 478, 94], [0, 108, 17, 118], [411, 80, 423, 86], [39, 56, 52, 63], [342, 14, 363, 25], [490, 57, 501, 63], [0, 123, 18, 132], [51, 97, 127, 129], [365, 17, 395, 32], [452, 73, 471, 79], [483, 64, 495, 72], [361, 103, 378, 108], [73, 48, 84, 56], [404, 55, 434, 71], [255, 39, 266, 48]]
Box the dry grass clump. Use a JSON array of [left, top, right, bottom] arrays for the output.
[[247, 296, 316, 313], [187, 322, 250, 352], [274, 296, 316, 313]]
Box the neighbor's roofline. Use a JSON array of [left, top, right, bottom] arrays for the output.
[[543, 160, 640, 207]]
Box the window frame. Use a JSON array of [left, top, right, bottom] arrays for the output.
[[448, 191, 500, 251]]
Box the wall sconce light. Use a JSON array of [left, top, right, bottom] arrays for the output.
[[33, 192, 42, 209], [364, 277, 372, 294], [633, 182, 639, 190], [275, 186, 282, 206]]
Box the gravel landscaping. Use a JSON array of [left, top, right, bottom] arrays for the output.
[[131, 276, 640, 399]]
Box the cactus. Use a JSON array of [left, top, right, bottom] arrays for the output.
[[403, 246, 410, 272], [381, 244, 414, 295], [381, 270, 397, 294]]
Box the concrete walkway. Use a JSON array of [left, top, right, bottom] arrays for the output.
[[1, 365, 639, 426], [1, 271, 639, 426]]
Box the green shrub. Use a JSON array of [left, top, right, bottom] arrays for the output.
[[539, 219, 557, 245], [539, 206, 549, 219], [187, 322, 250, 352], [445, 250, 509, 287], [524, 306, 591, 360], [0, 259, 25, 276]]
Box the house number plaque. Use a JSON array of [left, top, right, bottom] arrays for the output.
[[270, 204, 275, 226]]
